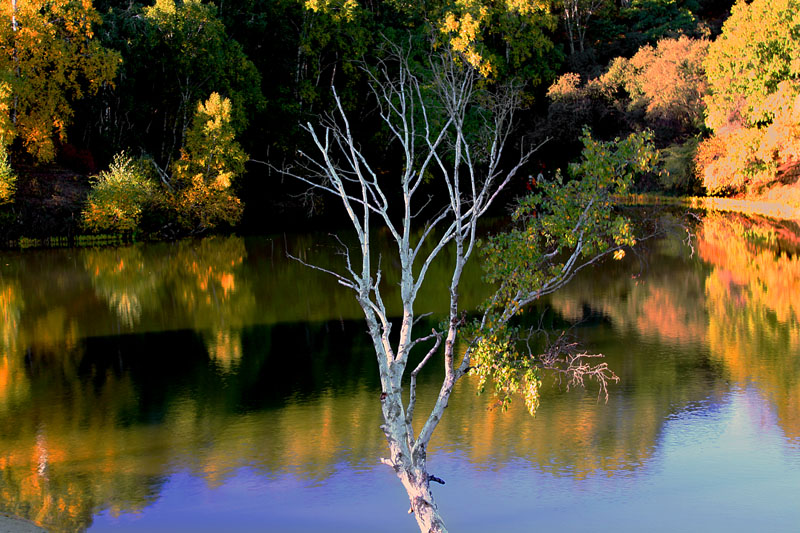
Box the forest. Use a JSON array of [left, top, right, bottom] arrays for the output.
[[0, 0, 797, 241]]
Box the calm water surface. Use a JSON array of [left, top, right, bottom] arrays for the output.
[[1, 211, 799, 531]]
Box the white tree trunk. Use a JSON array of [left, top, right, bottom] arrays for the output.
[[280, 41, 537, 532]]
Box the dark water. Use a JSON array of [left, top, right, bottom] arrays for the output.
[[0, 212, 799, 532]]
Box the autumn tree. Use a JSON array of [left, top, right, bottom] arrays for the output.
[[82, 153, 155, 233], [283, 39, 655, 532], [698, 0, 800, 194], [0, 0, 119, 162], [167, 92, 247, 233], [605, 36, 709, 132], [82, 93, 246, 235]]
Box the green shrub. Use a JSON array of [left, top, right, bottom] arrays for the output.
[[82, 153, 156, 233], [659, 137, 702, 193]]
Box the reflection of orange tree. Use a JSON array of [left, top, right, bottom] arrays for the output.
[[165, 237, 254, 328], [699, 214, 800, 441], [551, 213, 800, 443], [0, 345, 159, 532], [0, 279, 29, 410], [549, 245, 708, 348]]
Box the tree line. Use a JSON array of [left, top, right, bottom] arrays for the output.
[[0, 0, 796, 238]]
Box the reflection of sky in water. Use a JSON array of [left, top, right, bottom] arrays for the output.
[[90, 387, 800, 532]]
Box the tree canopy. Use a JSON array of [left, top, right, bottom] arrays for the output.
[[0, 0, 119, 162], [698, 0, 800, 194]]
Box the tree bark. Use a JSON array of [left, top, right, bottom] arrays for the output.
[[381, 393, 447, 533]]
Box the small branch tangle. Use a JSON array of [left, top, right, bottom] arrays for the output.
[[528, 327, 619, 402]]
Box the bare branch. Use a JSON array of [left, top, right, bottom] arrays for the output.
[[527, 327, 620, 402], [286, 249, 357, 291], [406, 329, 443, 440]]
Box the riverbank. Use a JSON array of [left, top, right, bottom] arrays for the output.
[[625, 188, 800, 221], [1, 163, 89, 242], [5, 162, 800, 247], [0, 513, 45, 533]]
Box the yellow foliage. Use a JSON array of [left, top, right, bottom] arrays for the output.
[[169, 93, 246, 232], [695, 126, 764, 194], [699, 0, 800, 194], [439, 1, 494, 77], [696, 81, 800, 195], [0, 142, 15, 204], [303, 0, 361, 21], [82, 153, 155, 233], [0, 0, 119, 162]]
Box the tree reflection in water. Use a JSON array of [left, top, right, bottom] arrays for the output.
[[0, 215, 798, 530]]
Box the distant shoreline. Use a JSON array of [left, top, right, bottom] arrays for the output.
[[623, 193, 800, 221]]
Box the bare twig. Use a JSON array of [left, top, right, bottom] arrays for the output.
[[525, 326, 619, 402]]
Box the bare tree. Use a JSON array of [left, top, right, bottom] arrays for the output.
[[560, 0, 610, 55], [279, 40, 627, 532]]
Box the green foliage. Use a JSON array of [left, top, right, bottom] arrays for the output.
[[437, 0, 561, 84], [82, 153, 156, 233], [96, 0, 263, 165], [585, 0, 703, 62], [470, 323, 542, 414], [0, 142, 16, 205], [659, 137, 702, 193], [622, 0, 698, 43], [484, 129, 654, 296], [469, 129, 659, 413]]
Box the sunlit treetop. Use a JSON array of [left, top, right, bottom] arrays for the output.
[[304, 0, 361, 21], [704, 0, 800, 132], [439, 0, 554, 78]]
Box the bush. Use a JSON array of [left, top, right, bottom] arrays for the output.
[[601, 36, 709, 136], [82, 153, 156, 233], [659, 137, 702, 193]]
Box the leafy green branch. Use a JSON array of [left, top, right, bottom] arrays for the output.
[[466, 128, 659, 414]]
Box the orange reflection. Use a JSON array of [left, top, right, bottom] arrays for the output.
[[699, 214, 800, 442]]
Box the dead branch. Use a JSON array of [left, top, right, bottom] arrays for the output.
[[525, 327, 619, 402]]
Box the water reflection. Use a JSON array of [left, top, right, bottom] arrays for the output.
[[0, 214, 798, 530], [550, 213, 800, 447]]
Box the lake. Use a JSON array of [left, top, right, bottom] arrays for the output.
[[0, 210, 799, 531]]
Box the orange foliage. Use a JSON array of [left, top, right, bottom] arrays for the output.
[[695, 126, 765, 194], [699, 214, 800, 441], [699, 0, 800, 194]]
